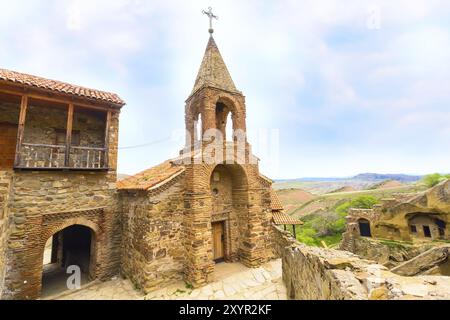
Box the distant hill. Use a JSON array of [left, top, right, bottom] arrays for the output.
[[273, 173, 422, 194], [368, 179, 404, 190], [275, 173, 422, 183], [353, 173, 422, 183], [289, 183, 427, 219]]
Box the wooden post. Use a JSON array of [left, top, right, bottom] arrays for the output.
[[293, 225, 296, 238], [65, 103, 74, 167], [283, 225, 286, 231], [104, 110, 111, 168], [14, 95, 28, 167]]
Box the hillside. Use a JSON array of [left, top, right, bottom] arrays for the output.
[[276, 188, 316, 214], [278, 183, 429, 249], [287, 183, 427, 219], [368, 179, 404, 190], [329, 186, 357, 193]]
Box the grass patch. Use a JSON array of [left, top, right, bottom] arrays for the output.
[[316, 234, 343, 248], [379, 239, 412, 249], [433, 239, 450, 244]]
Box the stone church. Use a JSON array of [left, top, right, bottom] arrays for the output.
[[0, 30, 282, 299], [117, 33, 276, 292]]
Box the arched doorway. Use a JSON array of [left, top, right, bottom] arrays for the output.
[[358, 218, 372, 237], [210, 164, 248, 264], [41, 224, 95, 297]]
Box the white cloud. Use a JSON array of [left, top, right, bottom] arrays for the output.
[[1, 0, 450, 177]]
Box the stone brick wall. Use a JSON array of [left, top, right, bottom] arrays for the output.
[[2, 171, 122, 299], [0, 102, 20, 124], [22, 104, 106, 147], [0, 101, 122, 299], [273, 226, 450, 300], [182, 160, 274, 287], [120, 177, 186, 293], [0, 171, 12, 297], [184, 88, 247, 148]]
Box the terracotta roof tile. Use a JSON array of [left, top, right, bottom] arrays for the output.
[[117, 160, 184, 191], [0, 68, 125, 105], [270, 190, 284, 211], [259, 174, 273, 184], [272, 211, 303, 225], [191, 36, 240, 95]]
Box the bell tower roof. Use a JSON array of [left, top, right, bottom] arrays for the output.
[[191, 35, 240, 96]]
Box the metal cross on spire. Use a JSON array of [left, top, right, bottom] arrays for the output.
[[202, 7, 218, 34]]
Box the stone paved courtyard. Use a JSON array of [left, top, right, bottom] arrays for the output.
[[52, 259, 287, 300]]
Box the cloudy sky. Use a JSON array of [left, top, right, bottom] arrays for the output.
[[1, 0, 449, 178]]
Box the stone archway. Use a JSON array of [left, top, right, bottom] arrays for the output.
[[38, 218, 100, 298], [209, 164, 249, 264]]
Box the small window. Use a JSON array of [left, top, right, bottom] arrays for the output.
[[423, 225, 432, 238], [410, 225, 417, 233], [55, 129, 80, 146]]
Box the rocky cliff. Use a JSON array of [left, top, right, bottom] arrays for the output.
[[274, 226, 450, 300]]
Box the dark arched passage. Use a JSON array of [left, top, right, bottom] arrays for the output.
[[41, 224, 95, 297], [358, 218, 372, 237]]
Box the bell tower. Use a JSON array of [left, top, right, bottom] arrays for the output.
[[181, 8, 273, 288], [184, 34, 248, 152]]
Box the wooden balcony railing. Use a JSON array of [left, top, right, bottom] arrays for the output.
[[10, 96, 112, 171], [15, 143, 108, 170], [70, 146, 107, 169]]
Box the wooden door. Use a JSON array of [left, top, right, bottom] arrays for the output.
[[212, 222, 225, 261], [0, 123, 18, 169]]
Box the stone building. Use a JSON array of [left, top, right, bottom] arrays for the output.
[[341, 179, 450, 248], [0, 30, 279, 299], [0, 68, 125, 299], [117, 34, 276, 292]]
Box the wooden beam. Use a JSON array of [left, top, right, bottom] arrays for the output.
[[104, 110, 112, 168], [64, 103, 74, 167], [0, 85, 122, 112], [14, 95, 28, 166]]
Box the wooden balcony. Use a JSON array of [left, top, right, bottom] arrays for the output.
[[15, 143, 108, 170], [11, 95, 112, 171]]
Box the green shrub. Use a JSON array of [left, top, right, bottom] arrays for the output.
[[296, 195, 378, 247], [422, 173, 448, 188], [297, 227, 318, 246], [335, 195, 378, 216]]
